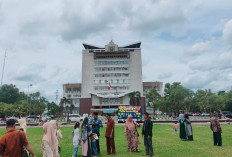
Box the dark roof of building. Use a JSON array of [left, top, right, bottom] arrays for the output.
[[83, 42, 141, 49], [120, 42, 141, 48], [83, 43, 103, 49]]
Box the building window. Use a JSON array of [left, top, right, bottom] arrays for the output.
[[67, 88, 71, 93], [124, 79, 129, 83], [94, 80, 99, 84], [95, 87, 98, 90], [73, 87, 80, 92], [124, 61, 129, 64], [119, 79, 123, 83]]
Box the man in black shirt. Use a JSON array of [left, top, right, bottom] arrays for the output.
[[142, 112, 154, 157]]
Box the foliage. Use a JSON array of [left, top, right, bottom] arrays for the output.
[[0, 84, 20, 104], [145, 88, 162, 114], [146, 82, 231, 114], [47, 101, 63, 115], [0, 84, 49, 117], [128, 91, 141, 106]]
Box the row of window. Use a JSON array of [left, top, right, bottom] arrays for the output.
[[95, 60, 129, 66], [66, 87, 81, 93], [95, 67, 129, 72], [95, 73, 129, 78], [94, 79, 130, 84], [102, 98, 120, 104], [94, 86, 130, 91]]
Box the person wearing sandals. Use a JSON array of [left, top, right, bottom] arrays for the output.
[[124, 115, 141, 153]]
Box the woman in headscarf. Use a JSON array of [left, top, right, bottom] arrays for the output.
[[18, 118, 30, 156], [81, 117, 92, 157], [184, 114, 193, 141], [124, 115, 141, 152], [179, 115, 187, 141], [50, 120, 61, 156], [42, 122, 58, 157], [18, 119, 27, 135]]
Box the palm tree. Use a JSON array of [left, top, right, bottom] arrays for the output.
[[129, 91, 141, 106], [63, 97, 71, 122]]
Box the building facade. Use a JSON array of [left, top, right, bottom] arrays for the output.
[[80, 41, 145, 114], [61, 83, 81, 114], [61, 41, 163, 115]]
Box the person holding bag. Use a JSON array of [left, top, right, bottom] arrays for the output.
[[0, 119, 36, 157], [124, 115, 141, 153]]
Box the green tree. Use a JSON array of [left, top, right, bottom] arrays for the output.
[[63, 97, 71, 122], [0, 84, 20, 104], [47, 102, 62, 115], [28, 92, 46, 117], [146, 88, 162, 114], [128, 91, 141, 106], [225, 90, 232, 111], [195, 89, 213, 113]]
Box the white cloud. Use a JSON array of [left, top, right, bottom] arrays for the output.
[[223, 19, 232, 48], [1, 0, 232, 101]]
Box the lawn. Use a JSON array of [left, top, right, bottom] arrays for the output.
[[0, 125, 232, 157]]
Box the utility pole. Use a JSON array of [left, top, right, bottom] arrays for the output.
[[1, 49, 7, 86], [55, 90, 59, 105]]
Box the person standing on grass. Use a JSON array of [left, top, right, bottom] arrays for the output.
[[72, 122, 80, 157], [179, 116, 187, 141], [81, 117, 92, 157], [105, 114, 115, 155], [42, 122, 58, 157], [173, 122, 178, 136], [124, 115, 141, 153], [91, 130, 99, 157], [142, 112, 154, 157], [210, 113, 222, 146], [89, 112, 103, 155], [18, 118, 27, 135], [50, 120, 61, 156], [0, 119, 36, 157], [184, 114, 193, 141]]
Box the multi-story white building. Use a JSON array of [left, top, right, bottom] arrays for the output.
[[61, 83, 81, 114], [79, 41, 145, 114], [61, 41, 164, 115]]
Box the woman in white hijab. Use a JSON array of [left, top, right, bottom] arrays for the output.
[[50, 120, 62, 156], [18, 119, 27, 135], [42, 121, 58, 157]]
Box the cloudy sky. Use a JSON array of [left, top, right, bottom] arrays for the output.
[[0, 0, 232, 101]]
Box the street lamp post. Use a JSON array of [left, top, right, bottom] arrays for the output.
[[27, 84, 32, 102]]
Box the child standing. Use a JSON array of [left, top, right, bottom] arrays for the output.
[[72, 122, 80, 157], [92, 130, 99, 157], [174, 122, 179, 136]]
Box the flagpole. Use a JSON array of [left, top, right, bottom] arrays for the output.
[[1, 49, 7, 86]]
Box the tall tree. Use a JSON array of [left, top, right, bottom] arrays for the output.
[[128, 91, 141, 106], [146, 88, 162, 114], [0, 84, 20, 104]]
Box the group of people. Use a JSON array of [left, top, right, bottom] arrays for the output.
[[1, 111, 223, 157], [176, 112, 222, 146]]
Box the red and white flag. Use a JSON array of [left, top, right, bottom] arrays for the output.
[[109, 82, 113, 89]]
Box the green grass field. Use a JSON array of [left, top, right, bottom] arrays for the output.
[[0, 125, 232, 157]]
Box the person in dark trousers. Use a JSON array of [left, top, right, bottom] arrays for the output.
[[105, 114, 115, 155], [89, 112, 103, 155], [210, 113, 222, 146], [142, 112, 154, 157]]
